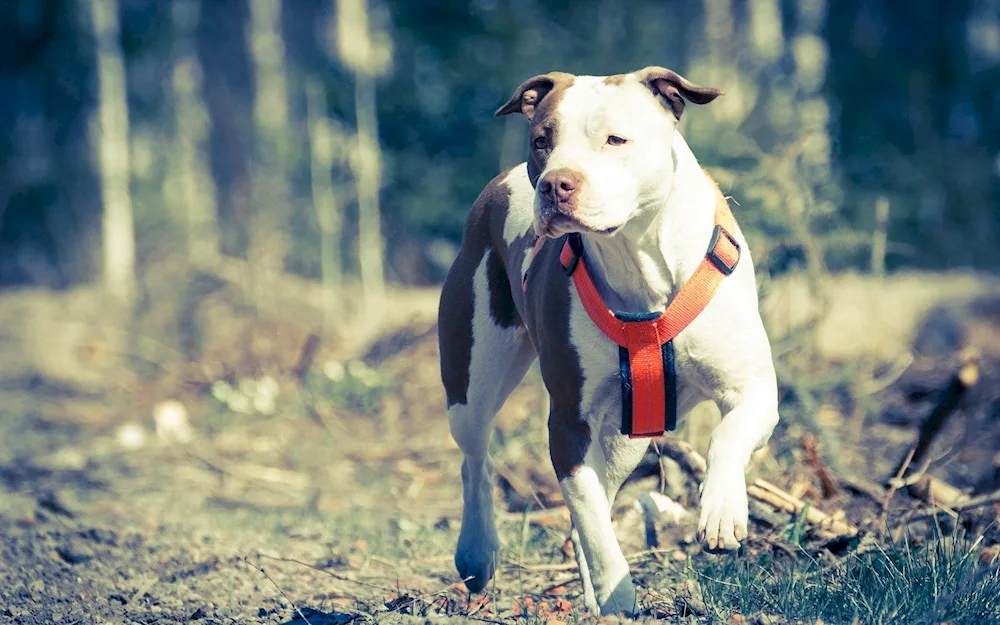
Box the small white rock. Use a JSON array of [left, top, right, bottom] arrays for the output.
[[116, 422, 147, 450], [323, 360, 345, 382], [154, 400, 193, 444], [640, 491, 689, 525]]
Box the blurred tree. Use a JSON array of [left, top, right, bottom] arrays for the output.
[[85, 0, 136, 306], [246, 0, 294, 308], [166, 0, 219, 269], [305, 76, 345, 332], [1, 0, 998, 299], [335, 0, 392, 316]]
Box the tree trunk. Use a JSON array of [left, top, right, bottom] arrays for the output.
[[305, 77, 344, 334], [86, 0, 136, 306], [353, 72, 385, 315], [169, 0, 219, 268], [334, 0, 391, 322], [246, 0, 292, 310]]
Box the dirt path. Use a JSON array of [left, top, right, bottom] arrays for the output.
[[0, 328, 609, 624], [3, 316, 999, 625]]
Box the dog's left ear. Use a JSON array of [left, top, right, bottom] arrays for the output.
[[636, 66, 722, 121], [495, 72, 573, 121]]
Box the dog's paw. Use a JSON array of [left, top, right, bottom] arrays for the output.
[[455, 528, 499, 593], [697, 469, 748, 552], [597, 574, 638, 617]]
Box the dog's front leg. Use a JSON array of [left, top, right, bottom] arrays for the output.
[[569, 525, 597, 610], [552, 424, 636, 616], [698, 378, 779, 550]]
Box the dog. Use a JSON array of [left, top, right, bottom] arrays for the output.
[[437, 66, 779, 616]]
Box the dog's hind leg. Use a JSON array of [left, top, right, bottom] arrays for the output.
[[439, 248, 536, 593]]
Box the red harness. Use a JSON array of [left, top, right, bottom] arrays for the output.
[[523, 201, 740, 438]]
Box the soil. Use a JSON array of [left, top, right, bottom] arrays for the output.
[[1, 305, 998, 625]]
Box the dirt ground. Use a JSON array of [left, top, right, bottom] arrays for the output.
[[1, 295, 999, 625]]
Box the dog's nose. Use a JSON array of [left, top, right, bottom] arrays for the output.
[[539, 169, 583, 206]]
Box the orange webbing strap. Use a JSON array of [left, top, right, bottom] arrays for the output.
[[558, 201, 740, 437], [559, 202, 739, 347], [619, 317, 669, 437]]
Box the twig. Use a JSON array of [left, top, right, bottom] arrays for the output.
[[858, 351, 914, 396], [507, 560, 577, 573], [256, 553, 396, 594], [871, 195, 890, 276], [802, 433, 841, 498], [904, 489, 1000, 524], [658, 439, 706, 481], [880, 446, 915, 525], [748, 480, 857, 538], [839, 475, 888, 504], [126, 576, 158, 608], [243, 556, 313, 625], [907, 475, 968, 508], [890, 348, 980, 479], [189, 453, 310, 490]]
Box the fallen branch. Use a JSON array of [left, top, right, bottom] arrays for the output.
[[658, 439, 707, 482], [748, 480, 857, 539], [890, 348, 980, 480], [839, 475, 888, 504], [659, 441, 858, 540], [904, 488, 1000, 525], [907, 475, 968, 508]]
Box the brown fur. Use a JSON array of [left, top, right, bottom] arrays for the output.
[[441, 72, 592, 474], [438, 176, 515, 407]]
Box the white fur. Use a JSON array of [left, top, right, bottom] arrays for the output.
[[456, 71, 779, 615], [501, 163, 539, 284], [535, 77, 682, 240], [502, 163, 535, 245]]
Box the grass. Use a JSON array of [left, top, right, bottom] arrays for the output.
[[283, 494, 999, 625], [681, 532, 1000, 625]]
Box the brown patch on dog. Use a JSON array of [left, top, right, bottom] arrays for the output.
[[438, 171, 517, 407], [496, 73, 575, 187], [486, 248, 520, 328], [603, 73, 626, 86], [520, 237, 590, 478], [495, 72, 575, 120]]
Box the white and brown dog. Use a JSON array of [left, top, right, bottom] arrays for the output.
[[437, 66, 779, 616]]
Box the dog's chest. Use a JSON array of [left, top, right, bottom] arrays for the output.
[[564, 292, 702, 427]]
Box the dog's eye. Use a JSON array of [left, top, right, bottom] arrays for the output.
[[606, 135, 627, 146], [532, 136, 548, 150]]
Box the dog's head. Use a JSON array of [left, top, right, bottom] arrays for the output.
[[496, 67, 721, 238]]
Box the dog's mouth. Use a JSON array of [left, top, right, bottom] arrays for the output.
[[539, 213, 620, 238]]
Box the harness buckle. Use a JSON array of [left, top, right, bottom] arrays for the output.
[[706, 225, 740, 275]]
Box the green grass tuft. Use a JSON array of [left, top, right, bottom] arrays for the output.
[[691, 535, 1000, 624]]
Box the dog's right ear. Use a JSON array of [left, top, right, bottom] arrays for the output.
[[495, 73, 571, 120]]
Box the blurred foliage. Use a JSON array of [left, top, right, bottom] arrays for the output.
[[308, 358, 398, 415], [0, 0, 998, 292]]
